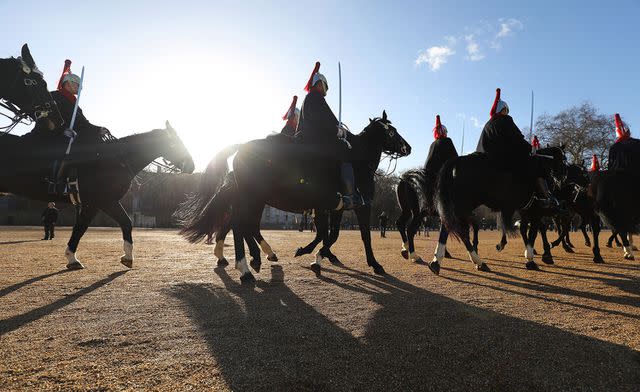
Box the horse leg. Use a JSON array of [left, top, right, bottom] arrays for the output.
[[465, 231, 490, 272], [310, 211, 329, 277], [396, 208, 411, 260], [621, 232, 635, 260], [252, 206, 277, 261], [471, 221, 479, 253], [294, 211, 324, 257], [539, 223, 554, 265], [496, 231, 508, 252], [407, 211, 424, 264], [214, 224, 230, 267], [550, 217, 564, 248], [355, 206, 385, 274], [606, 231, 616, 248], [429, 224, 448, 275], [65, 206, 98, 270], [630, 234, 638, 251], [581, 222, 591, 247], [524, 220, 539, 270], [614, 233, 623, 247], [232, 200, 254, 283], [591, 216, 604, 263], [101, 202, 135, 268], [323, 210, 344, 265]]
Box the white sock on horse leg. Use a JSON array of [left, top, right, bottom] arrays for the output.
[[524, 245, 534, 262], [235, 257, 250, 275], [402, 242, 409, 251], [123, 241, 133, 260], [313, 250, 323, 267], [433, 242, 446, 262], [469, 250, 483, 266], [214, 239, 224, 259], [259, 239, 274, 257]]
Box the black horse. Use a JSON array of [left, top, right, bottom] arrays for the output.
[[395, 168, 479, 264], [0, 122, 194, 269], [548, 164, 604, 263], [434, 146, 567, 272], [179, 111, 411, 282], [589, 169, 640, 261], [1, 44, 62, 132]]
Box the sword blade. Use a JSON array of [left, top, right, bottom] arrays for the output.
[[338, 61, 342, 126]]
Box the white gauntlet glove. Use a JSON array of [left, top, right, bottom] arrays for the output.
[[63, 129, 77, 138], [337, 122, 350, 139]]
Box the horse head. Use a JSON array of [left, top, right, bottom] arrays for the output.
[[537, 145, 568, 189], [366, 110, 412, 158], [1, 44, 63, 128], [161, 121, 195, 174]]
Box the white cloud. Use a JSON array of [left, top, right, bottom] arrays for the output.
[[415, 46, 455, 71], [497, 18, 523, 38], [465, 35, 484, 61], [469, 116, 482, 128], [416, 18, 523, 69]]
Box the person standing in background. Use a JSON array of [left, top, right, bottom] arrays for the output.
[[41, 202, 59, 240]]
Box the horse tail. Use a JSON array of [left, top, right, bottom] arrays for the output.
[[435, 159, 466, 240], [400, 168, 429, 210], [175, 144, 240, 243]]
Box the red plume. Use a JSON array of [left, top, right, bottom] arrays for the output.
[[490, 88, 501, 118], [282, 95, 298, 120], [590, 154, 600, 172], [433, 115, 443, 139], [531, 136, 540, 149], [57, 59, 72, 90], [614, 113, 629, 141], [304, 62, 320, 92]]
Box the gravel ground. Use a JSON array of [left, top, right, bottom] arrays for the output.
[[1, 226, 639, 391]]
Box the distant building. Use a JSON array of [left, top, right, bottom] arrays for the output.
[[261, 206, 303, 229]]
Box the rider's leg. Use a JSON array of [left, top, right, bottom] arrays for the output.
[[339, 162, 363, 210]]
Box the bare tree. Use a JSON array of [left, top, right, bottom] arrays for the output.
[[534, 102, 615, 167]]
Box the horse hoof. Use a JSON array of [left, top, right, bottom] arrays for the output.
[[240, 272, 256, 284], [372, 264, 386, 275], [525, 261, 539, 270], [585, 242, 591, 247], [294, 247, 305, 257], [495, 244, 503, 252], [217, 258, 229, 267], [66, 261, 85, 270], [249, 258, 262, 272], [476, 263, 490, 272], [533, 249, 539, 256], [120, 258, 133, 268], [444, 250, 453, 259], [328, 256, 343, 266], [310, 263, 322, 277], [624, 254, 635, 261], [414, 257, 425, 265], [541, 254, 554, 265], [267, 254, 278, 262], [428, 260, 440, 275], [593, 256, 605, 264], [563, 247, 575, 254], [605, 243, 613, 248], [401, 249, 409, 260]]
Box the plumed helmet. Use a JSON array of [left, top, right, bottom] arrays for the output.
[[62, 73, 80, 85], [282, 95, 299, 120], [490, 88, 509, 117], [433, 115, 448, 139], [614, 113, 631, 141], [590, 154, 600, 172], [304, 61, 328, 92], [531, 135, 540, 150]]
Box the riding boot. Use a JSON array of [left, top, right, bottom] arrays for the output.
[[535, 178, 564, 213], [339, 163, 364, 210]]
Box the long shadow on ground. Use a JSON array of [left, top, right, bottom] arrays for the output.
[[0, 270, 128, 335], [170, 265, 640, 392]]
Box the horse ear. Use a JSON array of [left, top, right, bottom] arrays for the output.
[[165, 121, 174, 131], [21, 44, 36, 68], [382, 110, 387, 121], [369, 118, 373, 123]]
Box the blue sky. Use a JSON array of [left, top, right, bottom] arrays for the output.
[[1, 0, 638, 171]]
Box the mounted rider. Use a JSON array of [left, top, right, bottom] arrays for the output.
[[476, 88, 560, 210], [424, 114, 458, 177], [280, 95, 300, 137], [51, 60, 110, 195], [608, 113, 640, 173], [294, 62, 363, 210]]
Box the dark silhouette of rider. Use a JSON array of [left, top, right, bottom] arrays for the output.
[[295, 62, 362, 210], [608, 113, 640, 173], [476, 88, 560, 210], [280, 95, 300, 137], [424, 115, 458, 177]]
